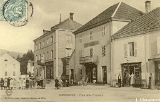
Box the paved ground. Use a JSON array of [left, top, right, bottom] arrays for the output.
[[0, 84, 160, 102]]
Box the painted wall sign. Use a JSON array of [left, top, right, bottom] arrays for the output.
[[84, 41, 99, 48]]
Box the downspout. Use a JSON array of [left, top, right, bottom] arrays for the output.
[[110, 21, 113, 86], [56, 30, 59, 78]]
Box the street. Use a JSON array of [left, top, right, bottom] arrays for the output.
[[0, 84, 160, 102]]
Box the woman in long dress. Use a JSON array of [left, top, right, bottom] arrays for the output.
[[4, 78, 8, 90], [10, 78, 13, 90], [130, 73, 134, 86], [22, 78, 26, 89]]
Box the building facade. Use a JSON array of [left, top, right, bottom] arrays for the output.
[[112, 6, 160, 87], [33, 13, 81, 80], [73, 2, 144, 84], [0, 53, 20, 80]]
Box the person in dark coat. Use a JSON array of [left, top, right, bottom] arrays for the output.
[[40, 78, 43, 89], [26, 78, 29, 89], [118, 74, 121, 87], [123, 73, 126, 87], [7, 77, 11, 89], [0, 78, 4, 90], [55, 78, 59, 89]]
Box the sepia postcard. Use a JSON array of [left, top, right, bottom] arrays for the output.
[[0, 0, 160, 102]]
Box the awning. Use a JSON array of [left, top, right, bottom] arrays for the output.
[[148, 54, 160, 61]]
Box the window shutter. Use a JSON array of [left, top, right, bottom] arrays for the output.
[[134, 42, 137, 57], [157, 37, 160, 54], [124, 43, 127, 57]]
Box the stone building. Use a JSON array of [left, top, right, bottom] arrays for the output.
[[33, 13, 81, 80], [72, 2, 144, 84], [0, 53, 20, 80], [112, 5, 160, 87]]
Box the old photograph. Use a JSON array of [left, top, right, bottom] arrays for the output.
[[0, 0, 160, 102]]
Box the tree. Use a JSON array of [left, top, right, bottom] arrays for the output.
[[17, 50, 34, 75]]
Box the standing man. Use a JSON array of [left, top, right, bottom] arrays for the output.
[[149, 73, 153, 89], [55, 77, 59, 89], [118, 74, 121, 87], [0, 78, 4, 90]]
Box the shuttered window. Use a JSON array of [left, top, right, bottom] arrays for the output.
[[157, 37, 160, 54], [124, 42, 137, 57], [124, 43, 128, 57], [90, 48, 93, 58]]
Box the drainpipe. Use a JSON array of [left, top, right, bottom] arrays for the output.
[[56, 30, 59, 78]]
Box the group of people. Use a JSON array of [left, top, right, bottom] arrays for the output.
[[55, 78, 69, 89], [0, 77, 46, 90], [123, 72, 135, 87], [0, 77, 16, 90], [117, 72, 135, 87]]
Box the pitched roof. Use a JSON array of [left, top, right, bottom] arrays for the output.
[[51, 18, 82, 31], [74, 2, 144, 34], [34, 18, 82, 42], [112, 7, 160, 39]]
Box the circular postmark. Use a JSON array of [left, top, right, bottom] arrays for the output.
[[6, 89, 13, 96], [2, 0, 30, 27]]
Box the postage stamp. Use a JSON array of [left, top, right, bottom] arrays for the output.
[[0, 0, 33, 27]]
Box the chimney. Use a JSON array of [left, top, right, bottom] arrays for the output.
[[145, 1, 151, 13], [59, 14, 61, 23], [70, 13, 74, 20]]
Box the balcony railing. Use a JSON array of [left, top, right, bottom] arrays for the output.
[[79, 56, 98, 64], [66, 43, 72, 48]]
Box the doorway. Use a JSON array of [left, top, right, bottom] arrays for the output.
[[121, 62, 141, 87], [85, 63, 97, 83]]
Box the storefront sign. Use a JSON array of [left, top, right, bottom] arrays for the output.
[[84, 41, 99, 48]]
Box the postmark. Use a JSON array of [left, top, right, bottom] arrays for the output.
[[1, 0, 33, 27]]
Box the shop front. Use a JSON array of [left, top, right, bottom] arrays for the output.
[[121, 62, 142, 87], [79, 56, 98, 83], [45, 61, 53, 79], [85, 63, 97, 83], [149, 56, 160, 87]]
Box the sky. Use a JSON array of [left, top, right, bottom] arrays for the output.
[[0, 0, 160, 53]]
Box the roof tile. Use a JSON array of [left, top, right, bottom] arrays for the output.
[[113, 7, 160, 39], [74, 2, 144, 34]]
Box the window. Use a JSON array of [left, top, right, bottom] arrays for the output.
[[67, 35, 72, 44], [79, 35, 82, 43], [47, 52, 49, 59], [66, 48, 72, 57], [51, 50, 53, 59], [124, 42, 137, 57], [90, 48, 93, 58], [102, 26, 105, 36], [39, 42, 41, 49], [5, 72, 7, 76], [42, 53, 45, 60], [42, 41, 44, 48], [47, 38, 49, 45], [51, 36, 53, 43], [128, 42, 134, 56], [90, 31, 93, 40], [36, 44, 38, 51], [79, 50, 82, 57], [13, 71, 15, 76], [102, 45, 106, 57], [36, 55, 38, 62]]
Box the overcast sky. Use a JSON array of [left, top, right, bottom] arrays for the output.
[[0, 0, 160, 53]]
